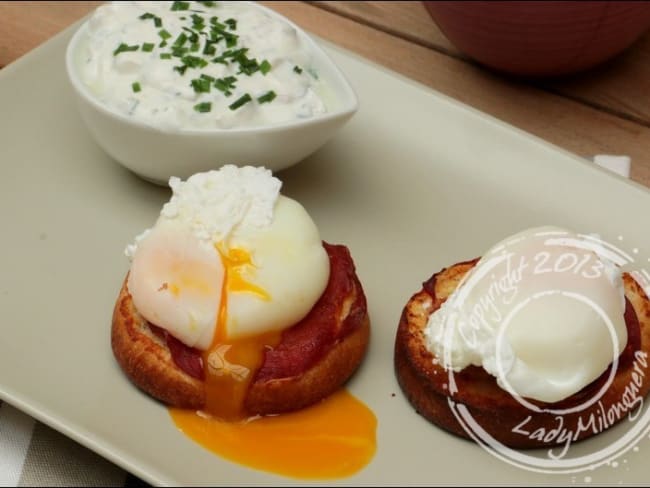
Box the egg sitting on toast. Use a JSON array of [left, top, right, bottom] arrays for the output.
[[112, 165, 370, 419]]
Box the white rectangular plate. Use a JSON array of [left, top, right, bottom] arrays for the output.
[[2, 20, 650, 487]]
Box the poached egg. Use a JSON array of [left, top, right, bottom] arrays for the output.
[[425, 226, 628, 403], [125, 166, 330, 417]]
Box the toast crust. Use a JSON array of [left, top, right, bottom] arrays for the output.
[[112, 243, 370, 416], [394, 259, 650, 448]]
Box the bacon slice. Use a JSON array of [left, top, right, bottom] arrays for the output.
[[254, 242, 366, 382], [149, 324, 205, 380]]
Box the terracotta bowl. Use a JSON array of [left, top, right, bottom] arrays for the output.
[[423, 1, 650, 77]]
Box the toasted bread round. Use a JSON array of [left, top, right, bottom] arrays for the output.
[[112, 243, 369, 416], [395, 259, 650, 448]]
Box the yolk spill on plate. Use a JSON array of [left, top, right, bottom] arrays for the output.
[[170, 245, 377, 478], [169, 389, 377, 479]]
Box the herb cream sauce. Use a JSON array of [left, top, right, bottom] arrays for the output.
[[78, 1, 327, 130]]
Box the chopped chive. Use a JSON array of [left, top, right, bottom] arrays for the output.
[[191, 77, 212, 93], [191, 14, 206, 30], [173, 32, 188, 47], [171, 1, 190, 11], [257, 90, 276, 104], [190, 42, 200, 52], [158, 29, 172, 40], [229, 93, 252, 110], [139, 13, 163, 27], [113, 43, 139, 56], [160, 53, 172, 59], [225, 18, 237, 30], [197, 1, 216, 6], [225, 33, 238, 47], [211, 53, 228, 64], [181, 55, 208, 68], [238, 58, 260, 75], [209, 28, 225, 39], [159, 40, 168, 48], [200, 73, 215, 82], [202, 41, 216, 56], [259, 60, 271, 75], [214, 84, 232, 96], [142, 42, 155, 52], [230, 47, 249, 57], [209, 23, 237, 44], [182, 27, 200, 43], [194, 102, 212, 113], [217, 76, 232, 85], [212, 47, 244, 65], [171, 46, 189, 57], [174, 65, 189, 75], [212, 56, 229, 65], [214, 75, 237, 95], [293, 65, 303, 74], [132, 82, 142, 93], [231, 49, 258, 72]]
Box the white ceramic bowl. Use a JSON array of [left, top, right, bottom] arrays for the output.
[[65, 2, 358, 185]]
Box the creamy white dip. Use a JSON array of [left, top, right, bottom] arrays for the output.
[[76, 1, 327, 130]]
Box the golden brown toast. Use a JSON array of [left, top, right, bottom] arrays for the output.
[[112, 242, 370, 416], [394, 259, 650, 448]]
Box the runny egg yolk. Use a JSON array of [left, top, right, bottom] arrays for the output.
[[171, 245, 377, 479], [202, 245, 281, 421]]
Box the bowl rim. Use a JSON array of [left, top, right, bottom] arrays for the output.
[[65, 0, 359, 136]]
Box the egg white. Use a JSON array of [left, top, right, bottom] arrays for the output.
[[225, 195, 330, 339], [127, 220, 225, 350]]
